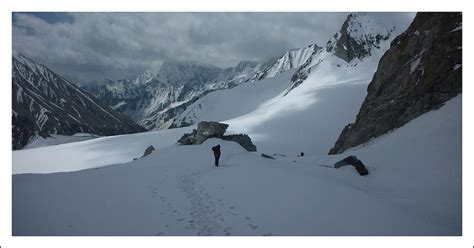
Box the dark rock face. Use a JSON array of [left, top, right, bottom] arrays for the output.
[[177, 121, 257, 152], [12, 54, 146, 150], [334, 155, 369, 176], [329, 12, 462, 154], [222, 134, 257, 152]]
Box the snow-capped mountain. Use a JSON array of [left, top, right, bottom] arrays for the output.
[[12, 54, 146, 150], [83, 58, 280, 130], [286, 13, 395, 94], [170, 13, 401, 128], [250, 44, 321, 80], [83, 60, 267, 129], [137, 44, 327, 129], [82, 13, 404, 132]]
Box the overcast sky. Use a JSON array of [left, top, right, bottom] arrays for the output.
[[12, 12, 414, 83]]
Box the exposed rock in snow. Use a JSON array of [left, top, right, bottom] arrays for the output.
[[334, 155, 369, 176], [177, 121, 256, 151], [142, 145, 156, 157], [261, 153, 275, 159], [222, 134, 257, 152], [178, 121, 229, 145]]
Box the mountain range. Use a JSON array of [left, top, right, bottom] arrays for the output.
[[12, 53, 146, 150]]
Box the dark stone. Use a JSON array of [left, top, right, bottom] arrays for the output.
[[177, 129, 197, 145], [261, 153, 276, 160], [177, 121, 257, 152], [142, 145, 156, 157], [329, 13, 462, 154], [334, 155, 369, 176], [222, 134, 257, 152], [197, 121, 229, 136]]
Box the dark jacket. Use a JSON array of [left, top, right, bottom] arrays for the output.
[[212, 145, 221, 158]]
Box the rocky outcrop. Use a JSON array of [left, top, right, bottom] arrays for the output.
[[177, 121, 257, 152], [329, 12, 462, 154], [178, 121, 229, 145], [142, 145, 155, 157], [222, 134, 257, 152], [334, 155, 369, 176]]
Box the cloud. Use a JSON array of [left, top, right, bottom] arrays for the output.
[[12, 12, 414, 83]]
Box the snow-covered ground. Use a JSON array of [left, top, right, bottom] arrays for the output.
[[12, 95, 461, 235], [24, 133, 101, 150], [13, 127, 192, 174]]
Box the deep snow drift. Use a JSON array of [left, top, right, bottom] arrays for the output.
[[12, 96, 461, 235]]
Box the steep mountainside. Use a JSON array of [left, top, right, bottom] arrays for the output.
[[329, 12, 462, 154], [171, 13, 402, 130], [12, 54, 146, 150]]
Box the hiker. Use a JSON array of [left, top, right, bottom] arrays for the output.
[[212, 144, 221, 167]]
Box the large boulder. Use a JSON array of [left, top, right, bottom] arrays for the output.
[[196, 121, 229, 137], [142, 145, 156, 157], [178, 121, 229, 145], [334, 155, 369, 176], [222, 134, 257, 152], [177, 121, 257, 152]]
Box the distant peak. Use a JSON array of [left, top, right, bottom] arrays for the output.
[[326, 12, 395, 62]]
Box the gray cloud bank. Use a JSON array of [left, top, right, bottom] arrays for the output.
[[13, 12, 414, 83]]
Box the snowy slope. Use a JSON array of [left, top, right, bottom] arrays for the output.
[[12, 95, 461, 235], [170, 13, 402, 145], [13, 126, 192, 174], [23, 133, 100, 150]]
